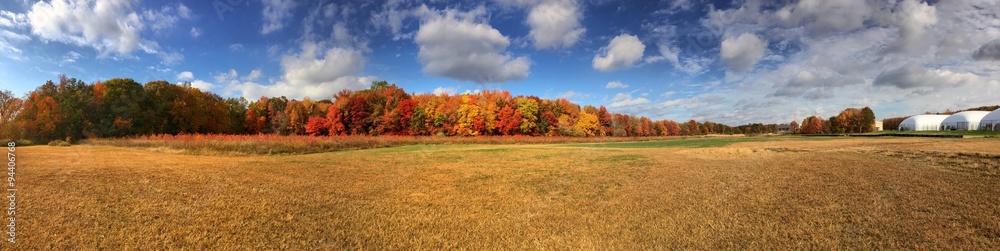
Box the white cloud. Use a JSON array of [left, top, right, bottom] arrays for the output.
[[526, 0, 585, 50], [880, 0, 938, 54], [414, 6, 530, 83], [720, 33, 767, 72], [177, 3, 192, 19], [0, 30, 30, 42], [229, 44, 244, 51], [58, 50, 81, 65], [244, 69, 262, 81], [189, 80, 213, 91], [224, 42, 376, 100], [27, 0, 147, 56], [645, 43, 678, 64], [0, 11, 28, 28], [190, 27, 201, 38], [609, 92, 649, 108], [142, 5, 180, 35], [646, 42, 710, 74], [592, 34, 645, 72], [774, 0, 874, 36], [556, 90, 583, 99], [604, 80, 628, 89], [158, 51, 184, 65], [433, 86, 457, 95], [261, 0, 296, 35], [874, 64, 982, 90], [176, 71, 193, 81]]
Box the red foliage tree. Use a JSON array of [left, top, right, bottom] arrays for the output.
[[346, 96, 370, 135], [540, 111, 558, 136], [497, 105, 521, 135], [305, 116, 329, 136], [327, 105, 346, 135], [396, 99, 417, 135]]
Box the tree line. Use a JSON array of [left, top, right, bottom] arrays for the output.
[[793, 107, 877, 134], [0, 76, 776, 142]]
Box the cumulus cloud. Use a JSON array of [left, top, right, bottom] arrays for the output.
[[609, 92, 649, 108], [774, 0, 874, 36], [720, 33, 767, 72], [27, 0, 146, 56], [880, 0, 938, 54], [526, 0, 585, 50], [972, 39, 1000, 61], [189, 80, 213, 91], [261, 0, 296, 35], [874, 64, 982, 89], [176, 71, 193, 81], [414, 7, 530, 83], [224, 42, 376, 100], [592, 34, 645, 72], [190, 27, 201, 38], [605, 81, 628, 89]]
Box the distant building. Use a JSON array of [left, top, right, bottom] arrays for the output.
[[874, 121, 883, 131], [899, 115, 949, 131], [981, 110, 1000, 131], [940, 111, 990, 131], [776, 124, 791, 133]]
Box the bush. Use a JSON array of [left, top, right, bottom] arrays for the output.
[[47, 140, 71, 147]]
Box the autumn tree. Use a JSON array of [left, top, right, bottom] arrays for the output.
[[305, 116, 329, 136], [497, 105, 521, 135], [0, 90, 23, 139], [800, 116, 824, 134], [574, 110, 600, 137], [396, 99, 417, 135], [268, 97, 290, 135], [246, 97, 270, 134], [515, 97, 539, 135], [326, 105, 346, 135], [345, 96, 369, 135], [789, 120, 799, 134]]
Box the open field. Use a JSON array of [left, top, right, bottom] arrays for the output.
[[83, 134, 731, 155], [7, 137, 1000, 249]]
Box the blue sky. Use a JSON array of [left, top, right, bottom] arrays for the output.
[[1, 0, 999, 125]]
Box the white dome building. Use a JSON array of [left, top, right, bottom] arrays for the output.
[[979, 110, 1000, 131], [898, 115, 949, 131], [940, 111, 990, 131]]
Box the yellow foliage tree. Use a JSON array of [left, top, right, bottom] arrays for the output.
[[574, 111, 600, 137]]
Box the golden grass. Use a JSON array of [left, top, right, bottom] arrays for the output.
[[6, 137, 1000, 249]]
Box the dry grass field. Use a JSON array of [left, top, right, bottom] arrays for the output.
[[6, 137, 1000, 249]]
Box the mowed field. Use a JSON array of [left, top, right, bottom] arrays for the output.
[[7, 137, 1000, 249]]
